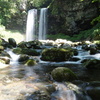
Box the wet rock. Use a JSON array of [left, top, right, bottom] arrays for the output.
[[25, 40, 42, 49], [18, 54, 29, 63], [21, 48, 40, 56], [1, 39, 11, 49], [0, 51, 11, 58], [8, 38, 17, 47], [18, 41, 27, 48], [86, 82, 100, 100], [13, 47, 22, 54], [26, 90, 51, 100], [25, 59, 37, 66], [51, 67, 77, 82], [45, 84, 56, 94], [90, 47, 97, 55], [69, 57, 80, 61], [84, 59, 100, 69], [41, 48, 73, 62], [0, 57, 10, 64], [73, 49, 78, 56], [0, 46, 4, 51], [82, 44, 90, 51]]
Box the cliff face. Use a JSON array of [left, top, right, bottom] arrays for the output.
[[48, 0, 99, 35]]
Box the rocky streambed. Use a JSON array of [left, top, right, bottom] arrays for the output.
[[0, 38, 100, 100]]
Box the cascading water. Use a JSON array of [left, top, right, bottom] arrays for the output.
[[26, 8, 48, 41], [26, 9, 38, 41], [38, 8, 48, 40], [51, 82, 77, 100]]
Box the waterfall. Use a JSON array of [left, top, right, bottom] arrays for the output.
[[38, 8, 48, 40], [26, 9, 38, 41], [26, 8, 48, 41]]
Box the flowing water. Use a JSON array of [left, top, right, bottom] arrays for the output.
[[26, 8, 48, 41], [0, 46, 100, 100], [38, 8, 48, 40], [51, 82, 77, 100], [26, 9, 38, 41]]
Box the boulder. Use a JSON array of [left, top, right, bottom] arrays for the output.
[[0, 51, 11, 58], [26, 40, 42, 49], [25, 59, 37, 66], [51, 67, 77, 82], [41, 48, 73, 62], [21, 48, 40, 56], [0, 57, 10, 64], [18, 54, 29, 63], [0, 46, 4, 52], [8, 38, 17, 47], [86, 81, 100, 100], [18, 41, 27, 48], [84, 59, 100, 69], [13, 47, 22, 54], [90, 47, 97, 55]]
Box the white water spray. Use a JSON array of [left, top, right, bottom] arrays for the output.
[[26, 8, 48, 41], [52, 83, 77, 100], [26, 9, 38, 41], [38, 8, 48, 40]]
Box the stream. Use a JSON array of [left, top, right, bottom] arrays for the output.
[[0, 46, 100, 100]]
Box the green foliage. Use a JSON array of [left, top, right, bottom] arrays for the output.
[[0, 0, 18, 25], [71, 23, 100, 41], [91, 15, 100, 24], [28, 0, 51, 8], [47, 33, 70, 40]]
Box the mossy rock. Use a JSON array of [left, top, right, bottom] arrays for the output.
[[84, 59, 100, 69], [0, 46, 4, 52], [18, 54, 29, 63], [8, 38, 17, 47], [26, 40, 42, 49], [1, 39, 11, 48], [69, 57, 80, 61], [13, 47, 22, 54], [72, 49, 78, 56], [18, 41, 27, 48], [0, 51, 11, 58], [25, 59, 37, 66], [82, 44, 90, 50], [90, 47, 97, 55], [0, 58, 10, 64], [41, 48, 73, 62], [51, 67, 77, 82], [21, 48, 40, 56]]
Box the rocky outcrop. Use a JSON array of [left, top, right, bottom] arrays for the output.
[[49, 0, 99, 35]]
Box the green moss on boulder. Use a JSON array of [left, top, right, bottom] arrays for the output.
[[18, 54, 29, 63], [25, 59, 37, 66], [8, 38, 17, 47], [41, 48, 73, 62], [51, 67, 77, 82], [84, 59, 100, 69], [21, 48, 40, 56], [13, 47, 22, 54]]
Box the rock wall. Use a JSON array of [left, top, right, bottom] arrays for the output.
[[48, 0, 99, 35]]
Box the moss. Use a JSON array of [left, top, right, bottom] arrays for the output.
[[8, 38, 17, 47], [21, 48, 40, 56], [18, 55, 29, 63], [13, 47, 22, 54], [51, 67, 77, 82], [84, 59, 100, 69], [41, 48, 73, 62], [25, 59, 37, 66]]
